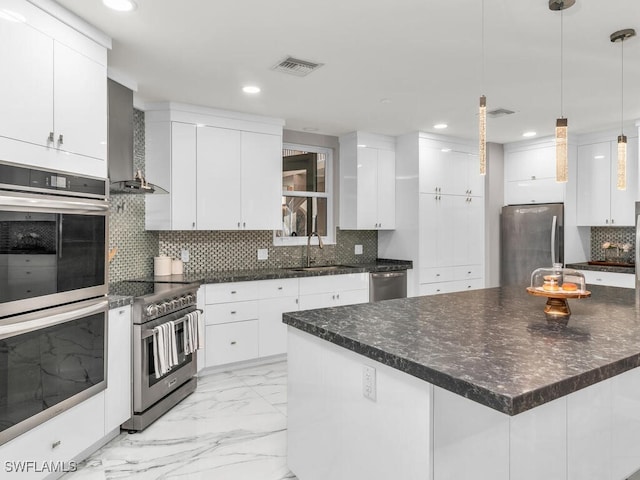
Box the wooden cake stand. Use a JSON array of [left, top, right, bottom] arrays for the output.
[[526, 287, 591, 325]]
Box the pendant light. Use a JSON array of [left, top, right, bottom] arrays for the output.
[[478, 0, 487, 175], [610, 28, 636, 191], [549, 0, 574, 183]]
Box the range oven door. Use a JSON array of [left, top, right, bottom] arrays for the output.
[[0, 298, 108, 446], [133, 307, 197, 413], [0, 190, 108, 318]]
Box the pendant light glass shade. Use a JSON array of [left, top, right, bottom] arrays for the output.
[[617, 135, 627, 191], [479, 95, 486, 175], [555, 118, 568, 183], [610, 28, 635, 191]]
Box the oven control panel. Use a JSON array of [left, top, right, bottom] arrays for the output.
[[139, 292, 197, 323]]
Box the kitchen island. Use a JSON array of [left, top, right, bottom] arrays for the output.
[[283, 285, 640, 480]]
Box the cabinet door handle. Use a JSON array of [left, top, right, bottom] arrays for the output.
[[192, 222, 196, 228], [51, 440, 61, 449], [278, 286, 283, 290], [58, 134, 63, 145], [336, 293, 340, 300], [243, 222, 246, 228], [611, 219, 615, 224], [237, 222, 241, 228], [230, 291, 237, 294], [230, 311, 236, 314], [606, 219, 609, 224], [230, 341, 237, 345], [48, 132, 54, 143]]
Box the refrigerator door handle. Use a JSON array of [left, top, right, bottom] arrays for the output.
[[551, 215, 558, 265]]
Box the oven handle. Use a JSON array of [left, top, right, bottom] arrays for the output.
[[0, 191, 108, 215], [0, 299, 108, 339], [142, 309, 203, 340]]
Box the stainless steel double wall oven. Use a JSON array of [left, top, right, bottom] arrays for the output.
[[0, 162, 109, 445]]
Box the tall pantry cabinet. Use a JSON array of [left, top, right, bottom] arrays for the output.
[[378, 133, 485, 297]]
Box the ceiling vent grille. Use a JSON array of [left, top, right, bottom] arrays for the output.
[[487, 108, 516, 118], [272, 56, 323, 77]]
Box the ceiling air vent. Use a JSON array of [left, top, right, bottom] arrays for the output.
[[272, 56, 324, 77], [487, 108, 516, 118]]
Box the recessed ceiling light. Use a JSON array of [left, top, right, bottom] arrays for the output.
[[357, 144, 367, 148], [103, 0, 137, 12], [594, 155, 606, 159], [522, 131, 537, 137], [242, 86, 261, 94], [303, 127, 319, 132], [441, 148, 452, 153], [433, 123, 448, 130], [380, 98, 391, 104]]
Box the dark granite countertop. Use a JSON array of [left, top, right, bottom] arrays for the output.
[[567, 262, 635, 274], [283, 285, 640, 416], [108, 294, 134, 310], [128, 259, 412, 285]]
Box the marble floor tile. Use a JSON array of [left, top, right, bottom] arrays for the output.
[[65, 359, 297, 480]]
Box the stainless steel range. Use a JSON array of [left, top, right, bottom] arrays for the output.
[[111, 281, 200, 432]]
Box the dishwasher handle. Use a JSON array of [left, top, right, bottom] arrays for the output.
[[370, 271, 406, 279]]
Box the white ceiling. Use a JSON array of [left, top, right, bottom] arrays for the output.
[[56, 0, 640, 144]]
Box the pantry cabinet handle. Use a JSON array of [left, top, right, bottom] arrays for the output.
[[51, 440, 61, 449], [58, 134, 63, 145], [48, 132, 54, 143]]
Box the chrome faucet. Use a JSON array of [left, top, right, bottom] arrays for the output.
[[306, 232, 324, 267]]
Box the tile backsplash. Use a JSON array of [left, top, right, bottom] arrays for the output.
[[158, 228, 377, 273], [590, 226, 635, 262], [108, 109, 377, 280], [108, 109, 159, 282]]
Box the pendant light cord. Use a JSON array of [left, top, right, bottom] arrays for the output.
[[481, 0, 485, 94], [560, 8, 564, 118], [621, 38, 624, 134]]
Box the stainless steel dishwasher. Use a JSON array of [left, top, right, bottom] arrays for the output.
[[369, 271, 407, 302]]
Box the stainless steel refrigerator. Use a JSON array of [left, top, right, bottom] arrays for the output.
[[501, 203, 564, 286]]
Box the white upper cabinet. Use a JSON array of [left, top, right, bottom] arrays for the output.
[[339, 132, 396, 230], [0, 0, 109, 177], [197, 127, 281, 230], [145, 103, 284, 231], [503, 139, 565, 205], [419, 138, 484, 197], [576, 136, 638, 226]]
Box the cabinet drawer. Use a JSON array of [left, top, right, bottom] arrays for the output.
[[205, 320, 259, 366], [299, 272, 368, 296], [0, 392, 105, 471], [9, 266, 56, 282], [7, 254, 56, 267], [205, 300, 259, 325], [451, 265, 482, 281], [420, 268, 453, 284], [419, 279, 483, 296], [579, 270, 634, 289], [257, 278, 299, 299], [204, 282, 260, 304]]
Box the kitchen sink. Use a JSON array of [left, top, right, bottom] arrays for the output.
[[289, 265, 357, 272]]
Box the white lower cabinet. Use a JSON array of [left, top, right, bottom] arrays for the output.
[[105, 305, 132, 433], [257, 278, 299, 357], [578, 270, 634, 288], [0, 393, 105, 480], [202, 274, 370, 367], [298, 273, 369, 310], [206, 320, 260, 365]]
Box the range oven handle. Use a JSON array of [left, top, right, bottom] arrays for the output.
[[0, 299, 108, 339], [142, 308, 203, 340], [0, 191, 108, 215]]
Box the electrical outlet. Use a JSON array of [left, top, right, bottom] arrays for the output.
[[257, 248, 268, 260], [362, 365, 376, 401], [355, 244, 363, 255], [181, 249, 189, 262]]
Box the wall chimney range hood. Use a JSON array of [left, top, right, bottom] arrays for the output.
[[108, 79, 167, 194]]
